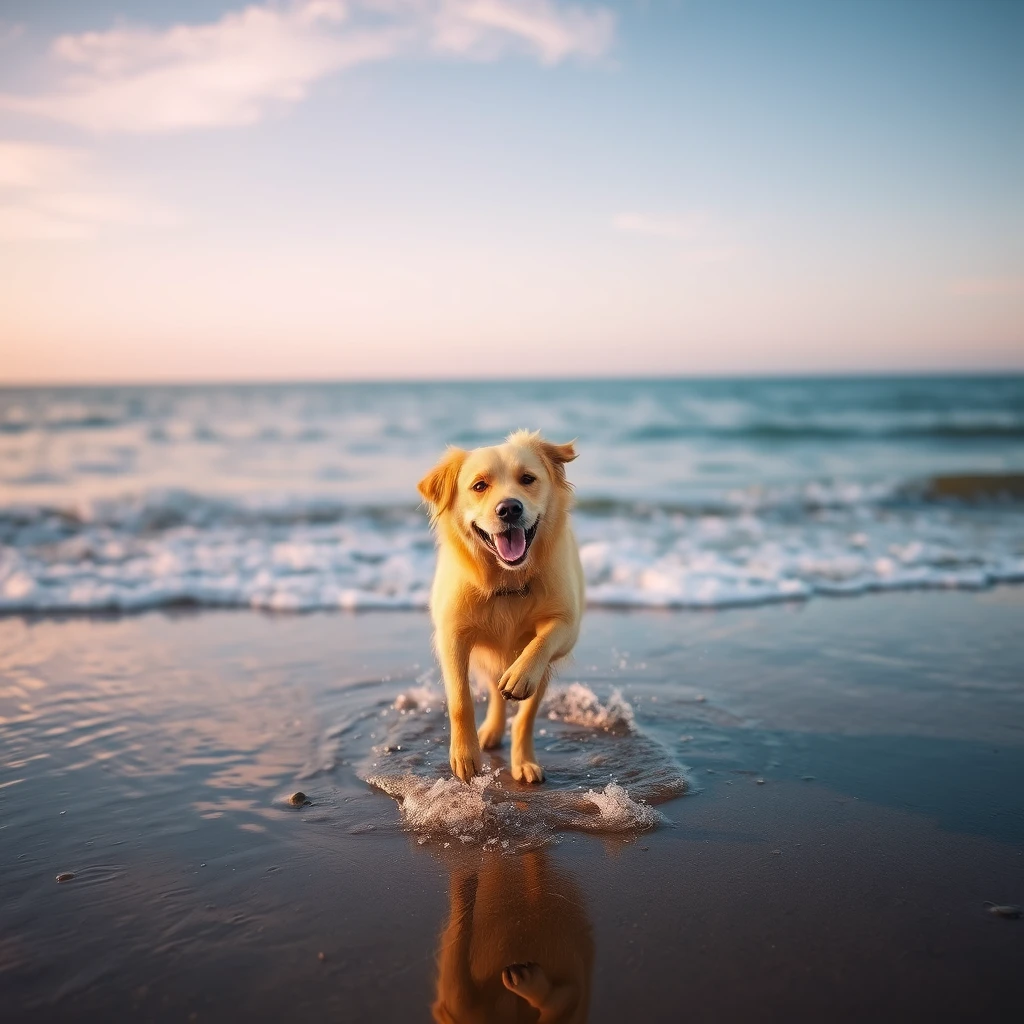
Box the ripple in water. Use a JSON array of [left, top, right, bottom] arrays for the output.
[[364, 683, 688, 851]]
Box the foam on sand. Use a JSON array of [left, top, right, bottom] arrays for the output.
[[367, 771, 667, 850], [542, 682, 636, 733]]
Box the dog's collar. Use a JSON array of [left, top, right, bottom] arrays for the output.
[[492, 582, 531, 599]]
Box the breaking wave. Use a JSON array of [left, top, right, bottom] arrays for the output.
[[3, 377, 1023, 615], [0, 476, 1022, 613]]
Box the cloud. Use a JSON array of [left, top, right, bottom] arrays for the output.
[[614, 211, 739, 263], [0, 141, 177, 239], [0, 0, 614, 134], [431, 0, 614, 64]]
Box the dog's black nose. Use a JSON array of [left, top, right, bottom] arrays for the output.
[[495, 498, 524, 522]]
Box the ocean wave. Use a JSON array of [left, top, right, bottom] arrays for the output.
[[618, 421, 1024, 442], [625, 422, 1024, 442], [5, 406, 1024, 443], [1, 471, 1018, 541], [1, 479, 1022, 614]]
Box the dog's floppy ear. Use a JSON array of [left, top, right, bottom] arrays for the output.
[[418, 447, 467, 517], [538, 437, 577, 489], [540, 439, 577, 466]]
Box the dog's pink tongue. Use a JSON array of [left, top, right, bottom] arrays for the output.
[[495, 527, 526, 562]]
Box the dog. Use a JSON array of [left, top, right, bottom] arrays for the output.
[[417, 430, 584, 784]]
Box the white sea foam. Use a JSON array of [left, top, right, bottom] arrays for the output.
[[1, 493, 1021, 613], [543, 683, 636, 733], [573, 782, 662, 831], [370, 774, 494, 837], [367, 772, 666, 848], [2, 380, 1023, 614]]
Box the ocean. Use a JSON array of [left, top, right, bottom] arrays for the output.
[[1, 375, 1022, 613], [3, 379, 1024, 1021]]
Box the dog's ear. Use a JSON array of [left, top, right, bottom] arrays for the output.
[[418, 447, 467, 517], [540, 439, 577, 466], [538, 438, 577, 489]]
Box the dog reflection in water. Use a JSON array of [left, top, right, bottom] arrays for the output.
[[433, 850, 593, 1023]]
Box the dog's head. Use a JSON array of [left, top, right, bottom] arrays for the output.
[[418, 430, 577, 571]]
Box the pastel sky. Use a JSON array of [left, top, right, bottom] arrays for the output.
[[1, 0, 1022, 383]]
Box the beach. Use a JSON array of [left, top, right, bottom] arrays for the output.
[[3, 588, 1022, 1021], [4, 0, 1024, 1014]]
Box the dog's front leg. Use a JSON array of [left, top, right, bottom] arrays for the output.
[[498, 618, 576, 701], [437, 633, 482, 782]]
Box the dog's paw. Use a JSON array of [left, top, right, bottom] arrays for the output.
[[501, 963, 551, 1006], [449, 742, 482, 782], [498, 659, 543, 702], [512, 759, 545, 784], [478, 719, 505, 750]]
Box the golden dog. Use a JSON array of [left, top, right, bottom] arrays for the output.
[[418, 430, 584, 783]]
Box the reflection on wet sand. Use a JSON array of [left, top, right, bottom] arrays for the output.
[[433, 850, 593, 1024]]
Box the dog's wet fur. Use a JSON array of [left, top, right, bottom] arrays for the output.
[[418, 430, 584, 784]]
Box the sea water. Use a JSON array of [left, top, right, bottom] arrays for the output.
[[1, 376, 1022, 613]]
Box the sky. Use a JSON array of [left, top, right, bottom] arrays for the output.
[[0, 0, 1022, 383]]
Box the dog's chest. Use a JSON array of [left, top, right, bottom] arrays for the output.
[[469, 591, 540, 648]]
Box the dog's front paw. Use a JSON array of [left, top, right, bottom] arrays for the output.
[[511, 759, 545, 784], [499, 658, 544, 702], [449, 741, 482, 782]]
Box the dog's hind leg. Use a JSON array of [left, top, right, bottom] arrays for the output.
[[472, 648, 506, 751], [510, 667, 551, 783]]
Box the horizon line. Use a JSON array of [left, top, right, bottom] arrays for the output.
[[2, 368, 1023, 389]]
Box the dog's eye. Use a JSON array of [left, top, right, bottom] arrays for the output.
[[471, 480, 488, 492], [520, 474, 536, 485]]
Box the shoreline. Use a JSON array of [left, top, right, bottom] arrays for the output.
[[3, 576, 1024, 622]]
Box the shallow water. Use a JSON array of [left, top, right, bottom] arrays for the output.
[[2, 592, 1024, 1020], [2, 377, 1023, 612]]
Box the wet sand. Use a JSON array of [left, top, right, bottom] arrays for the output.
[[2, 590, 1023, 1021]]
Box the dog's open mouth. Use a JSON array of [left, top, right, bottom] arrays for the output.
[[473, 520, 539, 567]]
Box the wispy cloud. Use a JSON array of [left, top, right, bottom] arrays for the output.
[[0, 141, 177, 239], [614, 211, 739, 263], [0, 0, 614, 134], [430, 0, 614, 64]]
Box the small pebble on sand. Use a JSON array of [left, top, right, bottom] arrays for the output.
[[318, 952, 327, 962], [288, 792, 310, 807], [756, 778, 765, 785], [55, 872, 75, 883], [987, 904, 1021, 919]]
